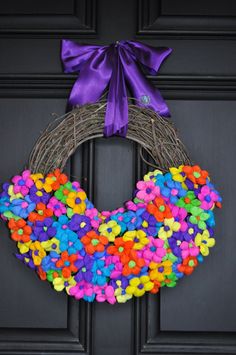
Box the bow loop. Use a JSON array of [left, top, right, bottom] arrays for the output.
[[61, 39, 172, 136]]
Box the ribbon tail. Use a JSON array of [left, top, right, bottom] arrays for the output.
[[120, 47, 170, 117], [104, 46, 128, 137], [66, 47, 112, 108]]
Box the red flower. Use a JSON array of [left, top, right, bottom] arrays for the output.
[[81, 231, 108, 255], [147, 197, 172, 222], [182, 165, 209, 185], [28, 202, 53, 222], [122, 250, 145, 276], [47, 169, 68, 191], [178, 256, 198, 275], [107, 237, 134, 259], [8, 218, 32, 242], [56, 251, 78, 278]]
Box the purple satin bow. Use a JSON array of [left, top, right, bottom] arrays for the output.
[[61, 39, 172, 137]]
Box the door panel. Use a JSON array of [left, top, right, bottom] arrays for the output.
[[0, 1, 235, 355]]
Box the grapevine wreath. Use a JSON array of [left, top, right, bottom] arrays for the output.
[[0, 40, 222, 304]]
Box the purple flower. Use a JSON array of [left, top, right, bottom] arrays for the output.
[[32, 217, 56, 241], [140, 211, 161, 236], [69, 214, 91, 238], [75, 255, 94, 282], [29, 185, 50, 204]]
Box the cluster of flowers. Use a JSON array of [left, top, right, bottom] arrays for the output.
[[0, 165, 221, 304]]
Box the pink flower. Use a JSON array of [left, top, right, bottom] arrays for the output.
[[136, 181, 160, 203], [170, 205, 188, 232], [47, 197, 66, 217], [125, 200, 146, 211], [69, 281, 94, 300], [106, 255, 123, 279], [85, 208, 102, 229], [198, 185, 218, 210], [12, 170, 34, 196], [140, 237, 166, 264], [94, 284, 116, 304], [180, 240, 199, 259]]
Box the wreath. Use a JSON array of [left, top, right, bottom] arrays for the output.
[[0, 40, 222, 304]]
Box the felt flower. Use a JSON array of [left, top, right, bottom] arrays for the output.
[[198, 185, 219, 210], [111, 212, 128, 233], [124, 210, 143, 230], [74, 255, 94, 283], [122, 250, 145, 276], [139, 211, 161, 236], [58, 229, 83, 255], [85, 207, 102, 229], [149, 260, 172, 282], [114, 280, 133, 303], [66, 191, 87, 214], [161, 272, 178, 287], [94, 284, 116, 304], [189, 206, 209, 230], [126, 275, 154, 297], [170, 205, 188, 231], [30, 241, 46, 266], [69, 214, 92, 238], [182, 165, 209, 185], [141, 237, 166, 264], [53, 275, 76, 292], [180, 240, 199, 259], [9, 196, 36, 219], [195, 229, 215, 256], [56, 251, 78, 278], [69, 281, 95, 301], [107, 237, 134, 259], [169, 165, 186, 183], [98, 220, 121, 242], [81, 231, 108, 255], [147, 197, 172, 222], [47, 197, 66, 217], [91, 259, 113, 286], [158, 218, 181, 240], [29, 185, 50, 204], [28, 202, 53, 222], [144, 169, 163, 182], [41, 237, 60, 254], [46, 270, 61, 283], [177, 191, 201, 213], [136, 180, 160, 203], [167, 235, 183, 257], [123, 230, 149, 250], [12, 170, 34, 196], [178, 256, 198, 275], [8, 218, 32, 242], [15, 251, 36, 269], [159, 173, 187, 204], [8, 185, 23, 202], [183, 222, 200, 241], [32, 217, 56, 242], [0, 196, 10, 214], [17, 240, 32, 254], [47, 169, 68, 191]]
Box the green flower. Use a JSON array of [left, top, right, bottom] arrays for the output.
[[163, 240, 178, 263], [55, 182, 74, 203], [161, 272, 178, 287], [189, 206, 209, 230], [177, 191, 200, 212]]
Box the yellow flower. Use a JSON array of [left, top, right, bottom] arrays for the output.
[[30, 241, 46, 266], [123, 230, 149, 250], [126, 276, 154, 297], [66, 191, 87, 214], [149, 260, 172, 282], [31, 173, 44, 183], [98, 220, 121, 242], [17, 240, 32, 254], [169, 165, 188, 189], [144, 169, 163, 182], [41, 237, 60, 253], [53, 276, 76, 293], [195, 229, 215, 256], [114, 280, 133, 303], [8, 185, 23, 202], [158, 218, 180, 240]]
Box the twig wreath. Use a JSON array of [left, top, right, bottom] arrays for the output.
[[0, 40, 222, 304]]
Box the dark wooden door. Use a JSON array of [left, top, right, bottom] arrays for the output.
[[0, 1, 235, 354]]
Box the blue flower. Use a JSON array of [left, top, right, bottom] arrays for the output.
[[92, 259, 114, 286], [59, 230, 83, 255], [10, 195, 35, 218]]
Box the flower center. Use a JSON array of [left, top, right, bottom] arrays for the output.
[[18, 228, 24, 235], [91, 239, 99, 246], [150, 246, 156, 252], [193, 172, 201, 178], [138, 284, 144, 289], [128, 260, 136, 268], [107, 227, 112, 233], [64, 281, 69, 287], [184, 197, 191, 204], [82, 267, 86, 272], [188, 260, 195, 267], [38, 210, 44, 215], [63, 189, 69, 195], [146, 187, 152, 194], [158, 266, 164, 273], [164, 226, 170, 232], [36, 191, 43, 197], [142, 221, 148, 228], [159, 205, 165, 212], [134, 237, 139, 243], [118, 246, 124, 252], [75, 198, 81, 204], [80, 222, 86, 228], [64, 261, 70, 266], [205, 195, 211, 202], [52, 243, 57, 249], [43, 226, 48, 231], [188, 228, 194, 235], [18, 179, 25, 186]]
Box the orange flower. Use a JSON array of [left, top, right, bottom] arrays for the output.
[[107, 237, 134, 261], [56, 251, 78, 278], [81, 231, 108, 255], [147, 197, 172, 222], [8, 218, 32, 242], [28, 202, 53, 222], [182, 165, 209, 185], [37, 266, 47, 281], [150, 279, 161, 294], [122, 250, 145, 276], [178, 256, 198, 275], [47, 169, 68, 191]]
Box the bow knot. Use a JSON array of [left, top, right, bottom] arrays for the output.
[[61, 40, 172, 137]]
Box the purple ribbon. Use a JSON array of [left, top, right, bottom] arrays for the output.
[[61, 39, 172, 137]]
